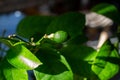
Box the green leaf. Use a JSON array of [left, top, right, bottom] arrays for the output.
[[16, 15, 55, 39], [0, 69, 5, 80], [4, 69, 28, 80], [33, 47, 73, 80], [2, 60, 28, 80], [60, 44, 97, 79], [0, 60, 5, 80], [7, 44, 42, 70], [0, 37, 19, 47], [61, 44, 96, 61], [91, 3, 120, 24], [65, 34, 88, 45], [92, 40, 120, 80], [46, 12, 85, 38]]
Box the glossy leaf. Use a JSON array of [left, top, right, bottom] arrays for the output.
[[92, 40, 119, 80], [46, 12, 85, 38], [2, 60, 28, 80], [33, 47, 73, 80], [16, 16, 55, 39], [7, 44, 42, 70]]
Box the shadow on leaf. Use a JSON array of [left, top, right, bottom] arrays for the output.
[[35, 47, 69, 75], [96, 56, 120, 65], [35, 61, 69, 75]]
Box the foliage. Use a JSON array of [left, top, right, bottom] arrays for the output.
[[0, 3, 120, 80]]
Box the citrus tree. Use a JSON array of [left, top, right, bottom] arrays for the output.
[[0, 3, 120, 80]]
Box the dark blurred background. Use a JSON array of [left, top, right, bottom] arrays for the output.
[[0, 0, 120, 37], [0, 0, 120, 14], [0, 0, 120, 36]]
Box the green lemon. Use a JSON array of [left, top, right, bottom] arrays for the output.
[[53, 31, 68, 43]]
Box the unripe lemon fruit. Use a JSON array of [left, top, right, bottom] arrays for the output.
[[53, 31, 68, 43]]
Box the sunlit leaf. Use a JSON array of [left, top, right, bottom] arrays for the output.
[[16, 15, 55, 39], [46, 12, 85, 38], [60, 44, 97, 79], [92, 40, 119, 80], [7, 44, 42, 70], [2, 60, 28, 80], [33, 47, 73, 80]]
